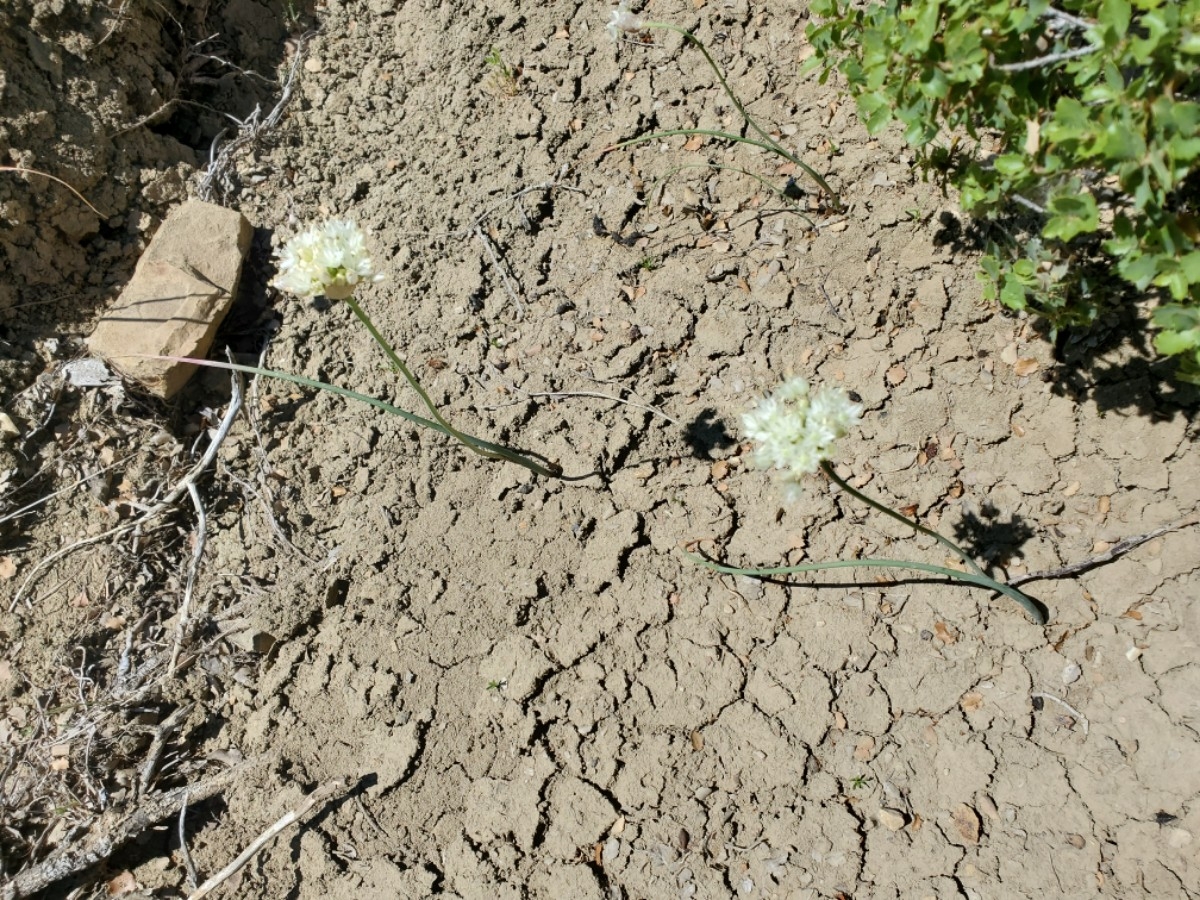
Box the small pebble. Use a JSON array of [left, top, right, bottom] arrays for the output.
[[877, 808, 907, 831], [976, 793, 1000, 821], [1062, 663, 1082, 685]]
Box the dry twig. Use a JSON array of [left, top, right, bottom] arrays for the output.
[[1009, 514, 1199, 587], [169, 480, 209, 675], [188, 778, 350, 900], [137, 703, 194, 798]]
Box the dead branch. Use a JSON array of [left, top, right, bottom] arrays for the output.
[[0, 760, 257, 900], [11, 373, 244, 609]]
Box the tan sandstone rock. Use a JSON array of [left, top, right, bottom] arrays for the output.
[[89, 200, 251, 398]]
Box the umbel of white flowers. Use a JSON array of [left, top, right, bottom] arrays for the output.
[[271, 220, 384, 300], [606, 0, 644, 40], [742, 377, 863, 490]]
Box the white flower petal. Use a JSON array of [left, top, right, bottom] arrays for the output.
[[742, 377, 862, 491], [271, 219, 383, 300]]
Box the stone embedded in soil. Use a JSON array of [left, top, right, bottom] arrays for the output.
[[88, 199, 252, 398], [950, 803, 981, 845], [877, 808, 908, 831]]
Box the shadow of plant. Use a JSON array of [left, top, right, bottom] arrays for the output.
[[684, 407, 737, 459], [932, 211, 1200, 420], [951, 501, 1036, 575]]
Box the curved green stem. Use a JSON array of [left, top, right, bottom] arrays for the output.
[[607, 129, 836, 208], [151, 356, 564, 479], [343, 296, 558, 476], [820, 460, 988, 579], [650, 161, 816, 228], [685, 551, 1048, 625], [634, 21, 840, 207]]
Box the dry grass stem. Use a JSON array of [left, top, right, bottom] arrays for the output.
[[0, 166, 103, 217]]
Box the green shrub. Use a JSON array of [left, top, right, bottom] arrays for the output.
[[806, 0, 1200, 381]]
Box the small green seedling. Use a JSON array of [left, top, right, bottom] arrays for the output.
[[486, 679, 507, 692], [849, 774, 874, 790], [483, 46, 521, 97]]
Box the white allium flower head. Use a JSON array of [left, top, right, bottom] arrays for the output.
[[606, 1, 644, 40], [742, 377, 862, 489], [271, 219, 384, 301]]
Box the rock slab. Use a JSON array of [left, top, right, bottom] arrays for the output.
[[88, 200, 251, 398]]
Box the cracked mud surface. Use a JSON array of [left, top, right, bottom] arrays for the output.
[[2, 0, 1199, 897]]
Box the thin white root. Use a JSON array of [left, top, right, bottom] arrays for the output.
[[195, 32, 313, 203], [188, 777, 350, 900]]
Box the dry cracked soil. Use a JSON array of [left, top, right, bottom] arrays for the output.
[[1, 0, 1199, 898]]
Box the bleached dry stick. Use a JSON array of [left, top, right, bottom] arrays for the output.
[[475, 224, 525, 319], [1031, 692, 1089, 735], [138, 703, 194, 798], [1009, 514, 1199, 587], [180, 799, 200, 891], [10, 374, 244, 609], [188, 777, 350, 900], [169, 480, 209, 675], [0, 760, 255, 900]]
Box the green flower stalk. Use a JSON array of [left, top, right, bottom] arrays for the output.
[[688, 378, 1048, 625], [263, 220, 562, 478], [603, 3, 839, 208]]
